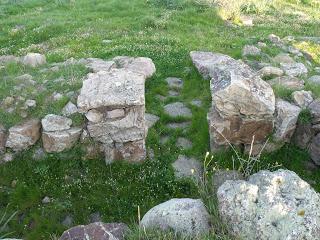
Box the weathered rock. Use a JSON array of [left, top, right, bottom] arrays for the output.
[[168, 90, 179, 96], [0, 55, 19, 65], [242, 45, 261, 57], [292, 90, 313, 108], [309, 133, 320, 165], [0, 124, 6, 152], [212, 170, 244, 193], [172, 155, 202, 182], [280, 62, 308, 77], [268, 34, 281, 44], [145, 113, 159, 129], [21, 53, 46, 67], [42, 196, 51, 204], [85, 58, 116, 73], [24, 99, 36, 108], [105, 109, 125, 119], [176, 137, 192, 149], [41, 114, 72, 132], [190, 99, 202, 107], [166, 77, 183, 89], [85, 109, 103, 123], [293, 123, 313, 149], [77, 69, 145, 112], [166, 122, 190, 129], [0, 153, 14, 164], [42, 127, 82, 153], [308, 100, 320, 123], [112, 56, 135, 68], [273, 53, 295, 64], [218, 169, 320, 240], [268, 76, 304, 90], [6, 119, 41, 151], [258, 66, 283, 79], [274, 99, 301, 142], [126, 57, 156, 78], [164, 102, 192, 118], [141, 198, 210, 236], [308, 75, 320, 84], [62, 101, 78, 116], [60, 222, 128, 240]]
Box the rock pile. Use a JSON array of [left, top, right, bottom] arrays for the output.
[[190, 51, 275, 150], [77, 57, 156, 163]]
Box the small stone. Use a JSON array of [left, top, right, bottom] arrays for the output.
[[0, 55, 19, 65], [16, 74, 34, 83], [258, 66, 284, 78], [41, 114, 72, 132], [164, 102, 192, 118], [50, 66, 59, 72], [86, 109, 103, 123], [52, 92, 64, 101], [62, 215, 73, 227], [145, 113, 159, 129], [3, 96, 15, 107], [21, 53, 46, 67], [268, 34, 281, 44], [147, 148, 155, 159], [102, 39, 112, 44], [242, 45, 261, 57], [62, 101, 78, 116], [105, 109, 125, 119], [165, 77, 184, 89], [172, 155, 202, 182], [176, 137, 192, 149], [11, 179, 17, 188], [160, 135, 170, 144], [292, 90, 313, 108], [42, 196, 51, 204], [273, 53, 295, 64], [156, 94, 166, 101], [25, 99, 36, 108], [308, 75, 320, 84], [166, 122, 191, 129], [168, 90, 179, 96], [190, 99, 202, 107], [280, 62, 308, 77]]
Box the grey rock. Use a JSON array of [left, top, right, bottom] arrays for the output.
[[292, 90, 313, 108], [60, 222, 128, 240], [165, 77, 183, 89], [168, 90, 179, 96], [176, 137, 192, 149], [258, 66, 284, 78], [105, 109, 125, 119], [308, 75, 320, 84], [308, 100, 320, 123], [190, 99, 202, 107], [273, 53, 295, 64], [42, 196, 51, 204], [0, 153, 14, 164], [274, 99, 301, 142], [42, 127, 82, 153], [172, 155, 202, 182], [268, 34, 281, 44], [280, 62, 308, 77], [85, 58, 116, 73], [242, 45, 261, 57], [164, 102, 192, 118], [125, 57, 156, 78], [21, 53, 46, 67], [166, 122, 191, 129], [25, 99, 36, 108], [89, 212, 102, 223], [217, 169, 320, 240], [52, 92, 64, 101], [6, 119, 41, 151], [309, 133, 320, 165], [145, 113, 159, 129], [85, 109, 103, 123], [268, 76, 304, 90], [293, 123, 313, 149], [212, 170, 244, 193], [41, 114, 72, 132], [141, 198, 210, 236], [62, 101, 78, 116]]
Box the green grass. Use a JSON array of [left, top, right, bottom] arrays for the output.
[[0, 0, 320, 239]]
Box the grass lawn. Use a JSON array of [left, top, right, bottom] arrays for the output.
[[0, 0, 320, 239]]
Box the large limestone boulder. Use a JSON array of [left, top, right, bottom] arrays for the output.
[[59, 222, 128, 240], [6, 119, 41, 151], [191, 51, 275, 148], [140, 198, 211, 236], [217, 169, 320, 240], [21, 53, 46, 67], [274, 99, 301, 142], [42, 127, 82, 153]]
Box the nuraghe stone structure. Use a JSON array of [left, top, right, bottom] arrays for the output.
[[77, 57, 156, 164]]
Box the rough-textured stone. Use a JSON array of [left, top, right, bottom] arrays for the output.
[[274, 99, 301, 142], [280, 62, 308, 77], [105, 109, 125, 119], [293, 123, 313, 149], [268, 76, 304, 90], [176, 137, 192, 149], [21, 53, 46, 67], [41, 114, 72, 132], [126, 57, 156, 78], [268, 34, 281, 44], [77, 69, 145, 112], [0, 124, 6, 152], [166, 122, 190, 129], [164, 102, 192, 118], [308, 75, 320, 85], [273, 53, 295, 64], [60, 222, 128, 240], [190, 99, 202, 107], [309, 133, 320, 165], [166, 77, 183, 89], [172, 155, 202, 182], [85, 109, 104, 123], [42, 128, 82, 153], [292, 90, 313, 108], [217, 169, 320, 240], [0, 55, 19, 65], [62, 102, 78, 116], [242, 45, 261, 57], [0, 153, 14, 164], [84, 58, 116, 73], [258, 66, 284, 78], [212, 170, 244, 193], [6, 119, 41, 151], [145, 113, 159, 129], [141, 198, 210, 236], [308, 100, 320, 123]]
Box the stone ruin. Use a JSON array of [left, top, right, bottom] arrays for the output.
[[77, 56, 156, 163], [190, 51, 276, 151]]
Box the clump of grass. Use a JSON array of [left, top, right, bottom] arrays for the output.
[[298, 108, 313, 124], [0, 205, 17, 239], [272, 84, 294, 101]]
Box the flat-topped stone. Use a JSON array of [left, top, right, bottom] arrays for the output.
[[164, 102, 192, 118], [166, 77, 184, 89], [172, 155, 202, 182], [42, 114, 72, 132], [77, 69, 145, 112]]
